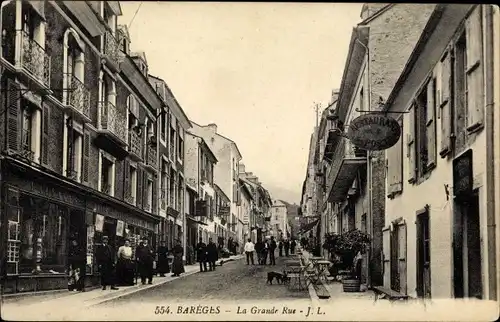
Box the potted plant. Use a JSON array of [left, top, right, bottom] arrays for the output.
[[322, 230, 370, 292]]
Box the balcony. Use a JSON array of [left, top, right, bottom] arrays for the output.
[[326, 139, 367, 203], [101, 184, 112, 195], [102, 30, 121, 72], [323, 128, 342, 162], [95, 101, 128, 160], [66, 169, 78, 181], [124, 191, 135, 205], [64, 74, 91, 122], [15, 31, 51, 89], [144, 145, 158, 171], [128, 130, 142, 161]]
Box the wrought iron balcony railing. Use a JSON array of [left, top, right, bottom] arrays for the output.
[[144, 201, 151, 212], [146, 145, 157, 169], [160, 189, 166, 210], [326, 139, 367, 189], [103, 29, 120, 66], [66, 169, 78, 181], [65, 74, 90, 118], [19, 31, 51, 86], [99, 101, 127, 143], [128, 130, 142, 157], [101, 184, 112, 195], [124, 191, 135, 205]]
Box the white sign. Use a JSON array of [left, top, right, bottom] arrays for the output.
[[95, 214, 104, 232], [116, 220, 125, 237]]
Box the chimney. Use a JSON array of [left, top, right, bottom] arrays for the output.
[[238, 163, 246, 174], [360, 3, 390, 20], [206, 123, 217, 134]]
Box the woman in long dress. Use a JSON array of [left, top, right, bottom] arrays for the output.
[[68, 237, 85, 292], [156, 241, 170, 277], [171, 239, 185, 277], [116, 239, 134, 286]]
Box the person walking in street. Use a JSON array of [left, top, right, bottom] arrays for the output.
[[156, 240, 170, 277], [284, 239, 290, 257], [68, 235, 85, 292], [136, 237, 154, 285], [268, 237, 277, 265], [261, 240, 269, 265], [244, 238, 255, 265], [96, 236, 119, 290], [290, 239, 297, 255], [206, 238, 218, 271], [196, 237, 208, 272], [255, 240, 263, 265], [171, 239, 185, 277], [116, 238, 134, 286], [278, 240, 283, 257]]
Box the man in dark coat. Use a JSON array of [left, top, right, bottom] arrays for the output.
[[96, 236, 118, 290], [206, 238, 218, 271], [278, 240, 283, 257], [290, 239, 297, 254], [196, 237, 207, 272], [255, 240, 264, 265], [269, 236, 277, 265], [136, 237, 154, 285], [284, 239, 290, 257], [156, 240, 169, 277]]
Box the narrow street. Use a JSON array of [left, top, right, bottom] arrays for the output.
[[99, 256, 309, 306]]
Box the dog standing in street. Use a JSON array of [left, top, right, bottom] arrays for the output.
[[266, 271, 289, 285]]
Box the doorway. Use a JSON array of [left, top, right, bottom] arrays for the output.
[[416, 209, 431, 298], [453, 191, 482, 299]]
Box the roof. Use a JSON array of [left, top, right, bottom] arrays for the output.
[[383, 4, 472, 113], [358, 4, 394, 25], [239, 179, 254, 201], [185, 131, 218, 163], [190, 121, 243, 161]]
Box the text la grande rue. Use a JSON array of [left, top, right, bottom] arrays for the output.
[[236, 306, 325, 317]]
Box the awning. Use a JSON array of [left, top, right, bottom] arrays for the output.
[[187, 215, 208, 226], [299, 218, 320, 235], [61, 1, 107, 37]]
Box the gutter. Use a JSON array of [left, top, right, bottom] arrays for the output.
[[484, 4, 497, 301]]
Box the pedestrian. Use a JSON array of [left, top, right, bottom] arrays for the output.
[[261, 241, 269, 265], [269, 236, 277, 265], [136, 237, 154, 285], [255, 240, 263, 265], [171, 239, 185, 277], [244, 238, 255, 265], [96, 236, 118, 290], [68, 235, 85, 292], [278, 240, 283, 257], [290, 239, 297, 255], [196, 237, 208, 272], [116, 239, 134, 286], [156, 240, 170, 277], [206, 238, 218, 271], [284, 239, 290, 257]]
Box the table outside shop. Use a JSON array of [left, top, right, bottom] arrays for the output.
[[313, 260, 331, 283]]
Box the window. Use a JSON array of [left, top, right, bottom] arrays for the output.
[[129, 165, 137, 204], [178, 177, 184, 212], [169, 171, 176, 208], [100, 155, 114, 196], [64, 32, 85, 110], [178, 134, 184, 163], [145, 178, 153, 212], [160, 110, 166, 142], [160, 159, 168, 210], [20, 100, 35, 161], [66, 124, 83, 182], [361, 213, 367, 234], [170, 126, 176, 161]]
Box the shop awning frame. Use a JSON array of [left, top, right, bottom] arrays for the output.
[[298, 218, 320, 235], [187, 215, 208, 226]]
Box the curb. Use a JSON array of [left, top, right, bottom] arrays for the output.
[[87, 255, 244, 307]]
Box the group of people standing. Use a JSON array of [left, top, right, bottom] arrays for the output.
[[243, 237, 297, 266], [68, 236, 186, 292], [195, 238, 219, 272]]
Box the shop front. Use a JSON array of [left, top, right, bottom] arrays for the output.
[[0, 157, 159, 294]]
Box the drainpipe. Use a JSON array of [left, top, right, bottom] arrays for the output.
[[484, 4, 497, 301], [355, 26, 373, 289]]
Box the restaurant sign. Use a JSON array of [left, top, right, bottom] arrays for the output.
[[347, 114, 401, 151]]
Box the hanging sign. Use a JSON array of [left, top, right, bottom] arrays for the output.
[[116, 220, 125, 237], [95, 214, 105, 232], [347, 114, 401, 150], [453, 149, 473, 197]]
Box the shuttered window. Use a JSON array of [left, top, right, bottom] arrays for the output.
[[439, 51, 453, 157], [465, 6, 484, 132], [81, 131, 90, 185], [397, 223, 407, 294], [382, 227, 391, 288], [136, 166, 143, 208], [386, 118, 403, 197], [6, 80, 20, 152], [407, 104, 417, 183], [425, 78, 437, 169], [41, 104, 50, 166], [124, 159, 130, 201]]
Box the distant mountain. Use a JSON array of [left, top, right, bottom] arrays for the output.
[[266, 184, 300, 205]]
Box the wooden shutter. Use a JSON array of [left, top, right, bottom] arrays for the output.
[[416, 215, 424, 298], [426, 79, 437, 169], [440, 51, 453, 157], [81, 131, 90, 184], [123, 159, 130, 200], [387, 118, 403, 197], [398, 223, 408, 294], [465, 6, 484, 132], [136, 166, 143, 209], [6, 79, 21, 152], [382, 227, 391, 288], [152, 177, 158, 214], [407, 104, 417, 183], [41, 104, 50, 166]]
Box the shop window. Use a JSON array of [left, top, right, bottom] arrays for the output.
[[100, 155, 114, 196]]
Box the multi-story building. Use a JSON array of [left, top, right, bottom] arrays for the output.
[[383, 4, 499, 300], [147, 73, 191, 256], [190, 123, 243, 247], [270, 200, 289, 241], [213, 183, 230, 248], [237, 177, 254, 246], [184, 131, 217, 245], [0, 1, 163, 294], [321, 3, 435, 288]]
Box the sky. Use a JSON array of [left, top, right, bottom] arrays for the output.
[[118, 2, 363, 204]]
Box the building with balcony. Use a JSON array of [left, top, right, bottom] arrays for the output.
[[382, 4, 499, 300], [270, 200, 289, 241], [147, 73, 191, 254], [190, 122, 243, 247], [0, 1, 163, 294], [184, 131, 218, 247], [214, 184, 231, 248]]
